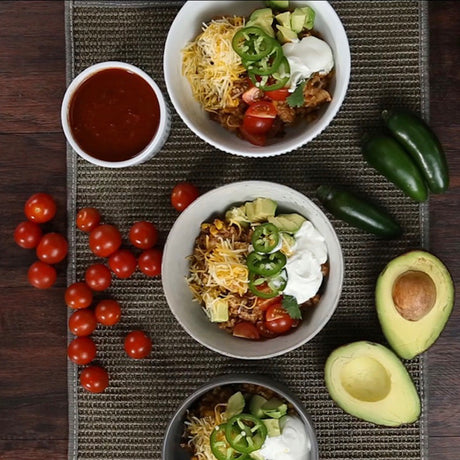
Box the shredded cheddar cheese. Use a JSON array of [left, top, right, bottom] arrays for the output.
[[187, 220, 250, 309], [182, 17, 246, 112], [185, 405, 227, 460]]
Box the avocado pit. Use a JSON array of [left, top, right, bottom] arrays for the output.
[[392, 270, 436, 321]]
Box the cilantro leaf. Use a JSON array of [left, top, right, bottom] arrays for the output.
[[282, 295, 302, 320], [286, 81, 306, 108]]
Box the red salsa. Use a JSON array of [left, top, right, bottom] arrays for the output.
[[69, 68, 160, 162]]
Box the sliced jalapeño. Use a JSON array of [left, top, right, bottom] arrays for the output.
[[246, 251, 287, 277], [249, 270, 288, 299], [251, 222, 280, 253], [224, 414, 267, 454], [210, 424, 248, 460]]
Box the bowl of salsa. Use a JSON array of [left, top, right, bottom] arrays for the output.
[[61, 61, 170, 168]]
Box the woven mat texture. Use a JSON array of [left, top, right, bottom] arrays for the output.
[[66, 1, 429, 459]]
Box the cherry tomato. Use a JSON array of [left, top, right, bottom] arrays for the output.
[[36, 232, 68, 264], [239, 125, 266, 146], [27, 261, 57, 289], [80, 365, 109, 393], [67, 336, 97, 365], [65, 282, 93, 309], [69, 309, 97, 336], [129, 221, 159, 249], [124, 330, 152, 359], [265, 303, 293, 334], [94, 299, 121, 326], [85, 263, 111, 291], [264, 88, 290, 101], [245, 101, 277, 119], [89, 224, 122, 258], [14, 221, 43, 249], [24, 193, 57, 223], [242, 115, 274, 135], [138, 248, 162, 277], [256, 320, 278, 339], [76, 207, 101, 232], [108, 249, 137, 279], [171, 182, 200, 212], [233, 321, 260, 340]]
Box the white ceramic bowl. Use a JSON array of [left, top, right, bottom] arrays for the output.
[[162, 181, 344, 359], [61, 61, 170, 168], [164, 1, 350, 157], [162, 374, 319, 460]]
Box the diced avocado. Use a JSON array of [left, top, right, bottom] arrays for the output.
[[268, 213, 306, 233], [245, 197, 277, 223], [207, 299, 229, 322], [290, 8, 306, 33], [279, 414, 289, 431], [265, 0, 289, 10], [247, 8, 275, 37], [276, 25, 298, 44], [225, 204, 250, 227], [249, 394, 268, 418], [299, 5, 316, 29], [275, 11, 291, 28], [280, 231, 296, 256], [262, 418, 281, 437], [261, 397, 288, 419], [225, 391, 245, 418], [249, 450, 265, 460]]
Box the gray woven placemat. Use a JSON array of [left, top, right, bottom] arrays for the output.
[[65, 1, 429, 459]]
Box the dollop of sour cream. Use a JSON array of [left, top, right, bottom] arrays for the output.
[[282, 36, 334, 91], [259, 416, 311, 460], [283, 220, 327, 304]]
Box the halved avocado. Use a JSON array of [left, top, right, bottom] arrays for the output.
[[325, 341, 421, 426], [376, 250, 454, 359]]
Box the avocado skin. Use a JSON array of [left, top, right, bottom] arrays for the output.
[[324, 341, 421, 426], [375, 250, 454, 359]]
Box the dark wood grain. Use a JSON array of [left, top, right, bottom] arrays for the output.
[[0, 1, 458, 459]]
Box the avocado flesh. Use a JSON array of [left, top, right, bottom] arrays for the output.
[[225, 391, 245, 418], [268, 213, 306, 233], [376, 250, 454, 359], [245, 197, 277, 223], [247, 8, 275, 37], [325, 341, 421, 426]]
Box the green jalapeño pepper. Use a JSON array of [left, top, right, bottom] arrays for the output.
[[249, 270, 287, 299], [210, 424, 248, 460], [249, 56, 290, 91], [246, 251, 287, 276], [225, 414, 267, 454], [245, 42, 284, 76], [251, 223, 280, 253], [232, 26, 276, 62]]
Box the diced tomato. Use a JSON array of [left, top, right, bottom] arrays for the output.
[[243, 115, 274, 135], [233, 321, 260, 340], [265, 88, 290, 101], [239, 125, 266, 146], [245, 101, 277, 119]]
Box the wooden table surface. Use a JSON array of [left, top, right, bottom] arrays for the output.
[[0, 1, 458, 459]]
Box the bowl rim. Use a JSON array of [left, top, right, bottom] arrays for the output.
[[162, 180, 344, 360], [61, 60, 169, 168], [162, 373, 319, 460], [163, 0, 351, 157]]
